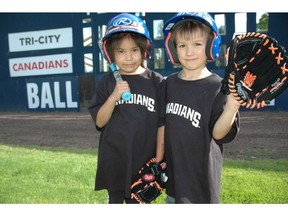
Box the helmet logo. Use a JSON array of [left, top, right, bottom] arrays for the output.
[[113, 17, 132, 27]]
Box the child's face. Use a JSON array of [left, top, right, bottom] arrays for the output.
[[114, 35, 143, 74], [175, 28, 208, 71]]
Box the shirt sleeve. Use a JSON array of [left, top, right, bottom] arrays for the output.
[[158, 78, 166, 128], [217, 111, 240, 144], [88, 74, 112, 131], [209, 90, 240, 144]]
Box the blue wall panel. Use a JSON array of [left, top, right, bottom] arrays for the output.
[[0, 13, 288, 112]]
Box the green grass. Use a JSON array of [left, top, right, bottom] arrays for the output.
[[0, 144, 106, 204], [0, 144, 287, 204], [221, 159, 288, 203]]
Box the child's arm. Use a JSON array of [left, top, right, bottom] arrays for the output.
[[212, 94, 240, 140], [96, 81, 130, 128], [155, 126, 165, 162]]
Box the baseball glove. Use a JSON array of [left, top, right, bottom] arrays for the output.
[[221, 32, 288, 109], [130, 158, 168, 204]]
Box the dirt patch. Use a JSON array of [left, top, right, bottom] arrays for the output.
[[224, 111, 288, 160], [0, 112, 99, 150], [0, 110, 287, 160]]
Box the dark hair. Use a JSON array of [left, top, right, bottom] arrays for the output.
[[105, 32, 150, 66]]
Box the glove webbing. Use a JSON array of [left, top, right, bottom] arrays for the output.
[[131, 181, 163, 204]]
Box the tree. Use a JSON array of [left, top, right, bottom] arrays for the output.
[[257, 13, 268, 32]]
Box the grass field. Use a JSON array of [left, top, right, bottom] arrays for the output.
[[0, 144, 287, 204]]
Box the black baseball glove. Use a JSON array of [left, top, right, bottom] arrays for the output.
[[130, 158, 168, 204], [221, 32, 288, 109]]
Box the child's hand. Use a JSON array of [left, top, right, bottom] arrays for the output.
[[225, 93, 241, 112], [110, 81, 130, 102]]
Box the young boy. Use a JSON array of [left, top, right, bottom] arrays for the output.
[[162, 12, 240, 203], [88, 13, 165, 204]]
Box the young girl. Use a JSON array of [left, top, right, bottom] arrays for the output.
[[163, 12, 240, 203], [88, 13, 165, 204]]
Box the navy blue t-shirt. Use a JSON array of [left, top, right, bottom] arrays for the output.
[[165, 72, 240, 203], [88, 69, 166, 198]]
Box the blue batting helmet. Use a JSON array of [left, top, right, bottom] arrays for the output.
[[163, 12, 221, 64], [99, 13, 152, 64]]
